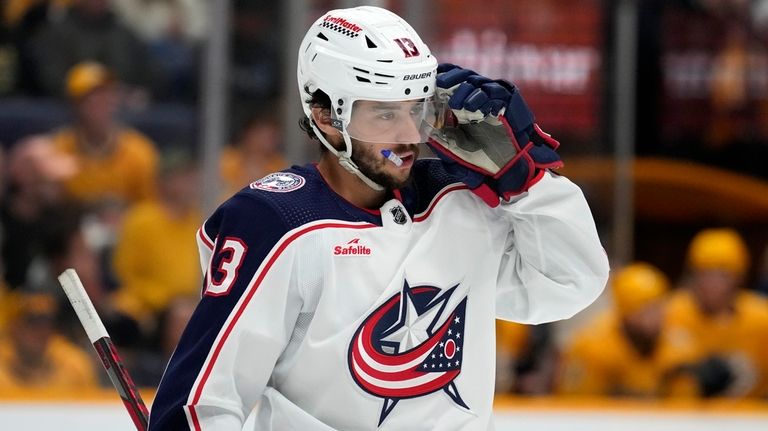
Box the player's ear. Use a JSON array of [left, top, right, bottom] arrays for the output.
[[311, 107, 340, 138]]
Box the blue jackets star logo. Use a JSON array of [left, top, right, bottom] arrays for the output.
[[348, 280, 469, 426]]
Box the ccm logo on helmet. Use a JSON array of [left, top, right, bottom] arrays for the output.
[[403, 71, 432, 81]]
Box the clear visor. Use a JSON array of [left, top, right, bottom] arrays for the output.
[[344, 96, 448, 144]]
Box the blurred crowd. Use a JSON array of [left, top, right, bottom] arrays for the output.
[[0, 0, 766, 408], [0, 55, 286, 391], [0, 0, 287, 392], [497, 228, 768, 400], [1, 0, 205, 102], [0, 0, 280, 120]]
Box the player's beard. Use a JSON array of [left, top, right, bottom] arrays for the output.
[[351, 140, 419, 190]]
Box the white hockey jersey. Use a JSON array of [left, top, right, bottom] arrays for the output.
[[148, 160, 609, 430]]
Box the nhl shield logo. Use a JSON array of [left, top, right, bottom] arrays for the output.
[[250, 172, 305, 192], [389, 206, 407, 225]]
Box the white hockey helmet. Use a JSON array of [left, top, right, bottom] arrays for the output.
[[297, 6, 439, 189]]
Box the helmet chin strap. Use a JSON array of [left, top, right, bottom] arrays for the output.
[[310, 120, 385, 191]]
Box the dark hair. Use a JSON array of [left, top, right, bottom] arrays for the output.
[[298, 88, 332, 147]]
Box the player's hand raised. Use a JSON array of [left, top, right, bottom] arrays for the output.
[[428, 63, 563, 207]]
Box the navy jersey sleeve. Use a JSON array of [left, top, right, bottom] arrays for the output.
[[148, 192, 298, 430]]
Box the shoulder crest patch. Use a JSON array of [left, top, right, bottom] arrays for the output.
[[250, 172, 306, 193]]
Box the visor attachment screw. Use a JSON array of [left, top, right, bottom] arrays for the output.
[[404, 88, 411, 95]]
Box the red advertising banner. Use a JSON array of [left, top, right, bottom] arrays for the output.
[[431, 0, 604, 144]]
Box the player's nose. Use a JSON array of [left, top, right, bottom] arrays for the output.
[[394, 118, 423, 144]]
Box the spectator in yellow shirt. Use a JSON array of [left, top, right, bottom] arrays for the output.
[[220, 112, 287, 197], [111, 152, 202, 333], [665, 228, 768, 398], [0, 292, 99, 392], [496, 320, 558, 395], [495, 320, 530, 393], [51, 61, 159, 208], [557, 262, 697, 397]]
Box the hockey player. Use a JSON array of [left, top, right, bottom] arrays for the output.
[[148, 6, 609, 430]]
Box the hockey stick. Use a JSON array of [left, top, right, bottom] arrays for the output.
[[58, 268, 149, 431]]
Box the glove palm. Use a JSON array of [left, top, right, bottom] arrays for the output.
[[428, 63, 562, 206]]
